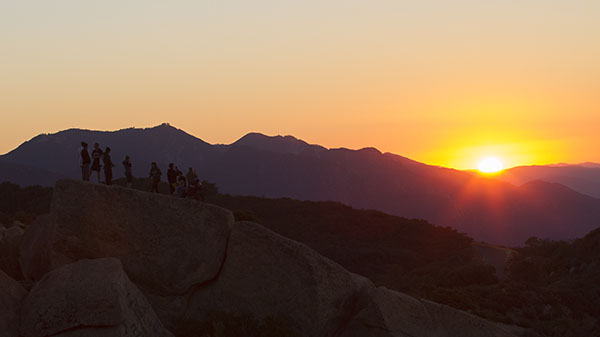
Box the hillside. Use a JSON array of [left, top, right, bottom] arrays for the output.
[[2, 124, 600, 245], [0, 161, 65, 187], [206, 193, 600, 337], [0, 180, 520, 337], [2, 180, 599, 336]]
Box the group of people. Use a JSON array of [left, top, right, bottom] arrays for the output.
[[147, 162, 204, 200], [80, 142, 132, 186], [79, 141, 203, 201]]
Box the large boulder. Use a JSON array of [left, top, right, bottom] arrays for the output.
[[20, 180, 234, 294], [0, 224, 6, 240], [19, 258, 173, 337], [19, 215, 56, 282], [422, 298, 518, 337], [11, 220, 26, 230], [0, 269, 27, 337], [340, 287, 517, 337], [184, 221, 374, 337], [0, 225, 24, 280]]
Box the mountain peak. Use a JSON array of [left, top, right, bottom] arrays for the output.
[[150, 122, 176, 130], [233, 132, 326, 155]]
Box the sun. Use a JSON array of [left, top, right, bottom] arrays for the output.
[[477, 156, 504, 173]]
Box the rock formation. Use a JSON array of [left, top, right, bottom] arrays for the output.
[[185, 221, 374, 337], [341, 287, 515, 337], [19, 257, 173, 337], [17, 180, 519, 337], [0, 224, 24, 281], [0, 269, 27, 337]]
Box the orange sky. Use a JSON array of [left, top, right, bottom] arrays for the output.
[[1, 1, 599, 169]]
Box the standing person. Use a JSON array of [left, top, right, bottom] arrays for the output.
[[167, 163, 178, 195], [122, 155, 133, 187], [79, 142, 91, 181], [149, 162, 162, 193], [187, 179, 205, 202], [175, 176, 187, 198], [90, 143, 103, 183], [102, 147, 115, 185], [186, 167, 198, 186]]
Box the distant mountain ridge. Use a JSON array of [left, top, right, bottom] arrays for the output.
[[496, 164, 600, 198], [233, 132, 327, 155], [2, 123, 599, 246]]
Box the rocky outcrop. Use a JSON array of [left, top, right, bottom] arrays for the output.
[[21, 180, 234, 294], [19, 215, 55, 282], [0, 225, 24, 281], [184, 221, 374, 337], [422, 299, 517, 337], [340, 287, 515, 337], [0, 269, 27, 337], [18, 180, 519, 337], [19, 258, 173, 337]]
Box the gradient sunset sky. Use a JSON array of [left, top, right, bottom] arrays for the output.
[[1, 1, 599, 169]]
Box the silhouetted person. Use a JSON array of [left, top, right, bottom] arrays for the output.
[[123, 155, 133, 187], [103, 147, 115, 185], [149, 162, 162, 193], [167, 163, 178, 195], [187, 179, 205, 202], [186, 167, 198, 187], [80, 142, 91, 181], [90, 143, 103, 183], [175, 176, 187, 198]]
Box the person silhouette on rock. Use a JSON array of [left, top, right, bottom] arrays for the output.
[[123, 155, 133, 187], [167, 163, 178, 195], [103, 147, 115, 185], [90, 143, 103, 183], [149, 162, 162, 193], [79, 142, 91, 181], [186, 167, 198, 187], [175, 176, 187, 198]]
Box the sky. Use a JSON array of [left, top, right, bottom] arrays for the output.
[[1, 0, 599, 169]]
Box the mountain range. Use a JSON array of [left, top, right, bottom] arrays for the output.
[[1, 123, 599, 246], [496, 164, 600, 199]]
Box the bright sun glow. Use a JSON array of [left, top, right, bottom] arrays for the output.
[[477, 156, 504, 173]]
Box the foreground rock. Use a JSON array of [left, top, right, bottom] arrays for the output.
[[0, 269, 27, 337], [0, 225, 24, 280], [340, 287, 516, 337], [18, 180, 523, 336], [19, 215, 54, 282], [20, 258, 173, 337], [21, 180, 234, 294], [184, 221, 374, 337]]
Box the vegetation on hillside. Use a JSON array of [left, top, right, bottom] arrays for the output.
[[1, 180, 598, 336], [0, 182, 52, 225]]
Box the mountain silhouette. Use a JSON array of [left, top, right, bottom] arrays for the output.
[[233, 132, 327, 155], [2, 123, 599, 246], [0, 161, 65, 187], [497, 164, 600, 199]]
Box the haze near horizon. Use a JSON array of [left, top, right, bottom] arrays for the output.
[[1, 0, 599, 169]]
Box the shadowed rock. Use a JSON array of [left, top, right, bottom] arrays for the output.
[[19, 258, 173, 337], [184, 221, 374, 337], [422, 298, 517, 337], [19, 215, 56, 282], [0, 225, 24, 281], [340, 287, 516, 337], [0, 269, 27, 337], [18, 179, 525, 336], [21, 180, 233, 294]]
